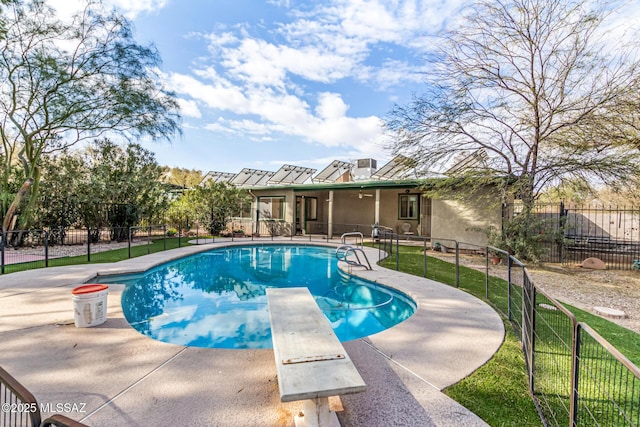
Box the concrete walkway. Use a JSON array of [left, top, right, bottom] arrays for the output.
[[0, 240, 504, 427]]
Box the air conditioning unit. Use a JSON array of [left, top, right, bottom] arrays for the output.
[[353, 159, 377, 181]]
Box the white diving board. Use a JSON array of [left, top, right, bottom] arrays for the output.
[[267, 287, 366, 427]]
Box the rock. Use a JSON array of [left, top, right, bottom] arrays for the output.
[[593, 306, 627, 319], [581, 257, 607, 270]]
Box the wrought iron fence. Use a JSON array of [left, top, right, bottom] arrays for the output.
[[377, 232, 640, 426], [2, 222, 640, 426], [0, 225, 206, 274], [504, 203, 640, 270]]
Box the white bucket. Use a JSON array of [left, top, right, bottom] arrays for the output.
[[71, 284, 109, 328]]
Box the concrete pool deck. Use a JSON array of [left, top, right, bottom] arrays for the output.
[[0, 240, 504, 427]]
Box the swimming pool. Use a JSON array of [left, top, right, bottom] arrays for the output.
[[96, 244, 415, 349]]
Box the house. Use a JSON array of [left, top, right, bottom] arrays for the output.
[[201, 156, 504, 246]]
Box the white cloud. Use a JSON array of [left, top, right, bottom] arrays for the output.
[[316, 93, 349, 119], [110, 0, 170, 18], [46, 0, 169, 20], [177, 98, 202, 119]]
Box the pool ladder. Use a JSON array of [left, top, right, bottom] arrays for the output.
[[336, 245, 372, 270]]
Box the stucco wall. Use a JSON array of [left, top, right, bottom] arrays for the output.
[[431, 190, 502, 247], [247, 186, 503, 243], [331, 190, 376, 226]]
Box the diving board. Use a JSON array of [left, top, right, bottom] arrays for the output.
[[267, 287, 366, 427]]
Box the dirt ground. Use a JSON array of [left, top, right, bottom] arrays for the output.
[[433, 252, 640, 334], [526, 263, 640, 334]]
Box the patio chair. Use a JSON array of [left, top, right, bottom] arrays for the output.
[[401, 222, 415, 236]]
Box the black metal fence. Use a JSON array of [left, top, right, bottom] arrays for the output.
[[377, 231, 640, 427], [0, 225, 209, 274], [2, 222, 639, 425], [505, 203, 640, 270]]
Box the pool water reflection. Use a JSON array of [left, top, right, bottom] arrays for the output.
[[97, 245, 415, 349]]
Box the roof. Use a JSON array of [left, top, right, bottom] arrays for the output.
[[248, 178, 427, 192]]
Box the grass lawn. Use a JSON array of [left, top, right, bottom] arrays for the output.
[[372, 243, 640, 427], [1, 237, 194, 275]]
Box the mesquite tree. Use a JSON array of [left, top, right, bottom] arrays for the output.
[[387, 0, 640, 207], [0, 0, 180, 231], [386, 0, 640, 259]]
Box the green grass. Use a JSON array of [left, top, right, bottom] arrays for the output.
[[371, 243, 640, 427], [564, 304, 640, 366], [1, 237, 194, 274], [445, 322, 542, 427]]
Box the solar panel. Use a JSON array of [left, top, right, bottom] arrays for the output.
[[446, 149, 489, 175], [268, 165, 316, 185], [231, 168, 275, 187], [313, 160, 353, 183], [371, 155, 417, 180], [199, 171, 237, 186]]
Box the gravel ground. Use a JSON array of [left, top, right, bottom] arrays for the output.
[[526, 264, 640, 334], [431, 252, 640, 334]]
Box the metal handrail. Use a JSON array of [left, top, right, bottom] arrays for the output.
[[336, 245, 372, 270], [340, 232, 363, 246], [0, 366, 41, 427], [0, 366, 89, 427]]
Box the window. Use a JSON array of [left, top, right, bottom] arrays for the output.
[[305, 197, 318, 220], [399, 194, 419, 219], [258, 196, 285, 220]]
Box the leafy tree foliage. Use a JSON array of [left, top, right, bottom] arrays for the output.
[[178, 182, 251, 236], [80, 139, 166, 234], [35, 139, 167, 241], [0, 0, 180, 230]]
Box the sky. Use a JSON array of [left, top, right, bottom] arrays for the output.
[[45, 0, 640, 176], [44, 0, 465, 174]]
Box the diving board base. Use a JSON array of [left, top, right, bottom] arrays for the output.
[[294, 397, 340, 427]]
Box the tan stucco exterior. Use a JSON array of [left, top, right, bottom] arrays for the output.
[[231, 182, 503, 246]]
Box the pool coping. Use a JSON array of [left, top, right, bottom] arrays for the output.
[[0, 239, 504, 427]]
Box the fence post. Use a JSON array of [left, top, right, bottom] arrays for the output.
[[423, 237, 427, 278], [395, 234, 399, 271], [507, 255, 512, 321], [44, 230, 49, 267], [147, 226, 151, 254], [1, 231, 5, 274], [87, 227, 91, 262], [455, 241, 460, 288], [569, 323, 581, 427], [163, 225, 167, 251], [485, 246, 489, 299], [128, 227, 132, 258]]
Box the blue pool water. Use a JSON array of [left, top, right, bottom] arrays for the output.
[[96, 244, 415, 349]]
